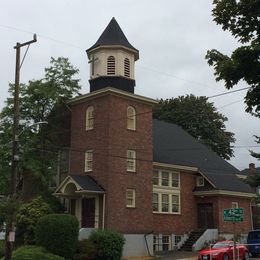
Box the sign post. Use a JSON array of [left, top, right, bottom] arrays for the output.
[[223, 208, 244, 260]]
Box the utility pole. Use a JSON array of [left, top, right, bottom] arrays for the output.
[[5, 34, 37, 260]]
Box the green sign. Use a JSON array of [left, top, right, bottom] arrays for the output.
[[223, 208, 244, 222]]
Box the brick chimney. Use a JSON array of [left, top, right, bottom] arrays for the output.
[[249, 163, 255, 173]]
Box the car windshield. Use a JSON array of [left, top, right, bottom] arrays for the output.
[[212, 242, 233, 249]]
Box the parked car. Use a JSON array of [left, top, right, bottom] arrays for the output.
[[247, 229, 260, 257], [198, 240, 249, 260]]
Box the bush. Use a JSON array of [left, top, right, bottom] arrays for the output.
[[0, 240, 4, 258], [16, 196, 53, 244], [89, 229, 125, 260], [12, 246, 63, 260], [35, 214, 79, 258], [74, 239, 97, 260]]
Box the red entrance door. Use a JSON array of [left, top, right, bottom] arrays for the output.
[[82, 198, 95, 228]]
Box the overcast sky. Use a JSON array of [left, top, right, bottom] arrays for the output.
[[0, 0, 259, 170]]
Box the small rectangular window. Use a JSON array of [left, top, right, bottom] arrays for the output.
[[161, 194, 169, 212], [153, 170, 159, 185], [126, 189, 135, 208], [172, 172, 179, 187], [231, 202, 238, 208], [86, 106, 94, 130], [174, 235, 182, 245], [85, 150, 93, 172], [153, 193, 159, 212], [162, 235, 171, 251], [127, 150, 136, 172], [161, 171, 169, 186], [153, 235, 159, 252], [196, 176, 204, 187], [172, 195, 180, 213]]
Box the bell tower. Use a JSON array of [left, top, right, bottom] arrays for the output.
[[86, 17, 139, 93]]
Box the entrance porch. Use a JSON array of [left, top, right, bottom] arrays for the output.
[[53, 175, 105, 229]]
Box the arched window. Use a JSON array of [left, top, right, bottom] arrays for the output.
[[127, 106, 136, 130], [107, 56, 115, 75], [124, 58, 130, 77], [86, 106, 94, 130]]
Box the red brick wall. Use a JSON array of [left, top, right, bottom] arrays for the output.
[[216, 196, 252, 234], [69, 92, 154, 233], [153, 171, 198, 234]]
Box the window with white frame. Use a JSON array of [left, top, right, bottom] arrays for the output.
[[153, 235, 159, 252], [162, 235, 171, 251], [153, 169, 180, 188], [127, 150, 136, 172], [174, 235, 182, 246], [126, 188, 135, 208], [84, 150, 93, 172], [153, 170, 159, 185], [107, 56, 115, 75], [153, 193, 159, 211], [86, 106, 94, 130], [127, 106, 136, 130], [196, 176, 204, 187], [153, 193, 180, 214], [231, 202, 238, 208]]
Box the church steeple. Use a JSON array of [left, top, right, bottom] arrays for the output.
[[86, 18, 139, 93]]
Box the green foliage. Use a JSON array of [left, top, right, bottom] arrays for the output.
[[35, 214, 79, 258], [74, 239, 97, 260], [12, 246, 63, 260], [0, 241, 5, 258], [0, 57, 81, 196], [0, 197, 21, 228], [206, 0, 260, 159], [153, 94, 235, 159], [16, 196, 53, 244], [89, 229, 125, 260]]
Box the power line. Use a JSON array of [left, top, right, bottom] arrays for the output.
[[208, 87, 250, 99]]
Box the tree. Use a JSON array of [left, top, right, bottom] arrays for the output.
[[153, 95, 235, 160], [206, 0, 260, 158], [0, 57, 80, 197]]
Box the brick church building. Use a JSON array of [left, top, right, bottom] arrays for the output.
[[54, 18, 255, 257]]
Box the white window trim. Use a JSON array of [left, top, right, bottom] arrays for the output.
[[126, 188, 136, 208], [153, 169, 180, 189], [231, 202, 238, 208], [127, 106, 136, 131], [86, 106, 94, 130], [153, 190, 181, 214], [196, 176, 204, 187], [84, 150, 93, 172], [127, 150, 136, 172]]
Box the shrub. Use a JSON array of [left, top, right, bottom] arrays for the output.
[[16, 196, 53, 244], [12, 246, 63, 260], [35, 214, 79, 258], [0, 240, 4, 258], [89, 229, 125, 260], [74, 239, 97, 260]]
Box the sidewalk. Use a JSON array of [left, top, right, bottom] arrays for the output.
[[155, 251, 198, 260]]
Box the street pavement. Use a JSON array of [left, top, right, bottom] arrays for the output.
[[155, 251, 260, 260]]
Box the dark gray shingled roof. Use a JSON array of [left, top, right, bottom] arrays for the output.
[[69, 175, 104, 192], [153, 119, 253, 193], [87, 17, 139, 55]]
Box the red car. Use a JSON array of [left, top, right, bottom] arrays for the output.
[[198, 240, 249, 260]]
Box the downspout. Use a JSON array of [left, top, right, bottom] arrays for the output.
[[144, 231, 153, 257], [102, 193, 106, 230]]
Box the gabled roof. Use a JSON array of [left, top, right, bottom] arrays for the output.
[[87, 17, 139, 57], [54, 175, 104, 195], [153, 119, 253, 194]]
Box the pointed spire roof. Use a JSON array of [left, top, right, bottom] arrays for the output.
[[87, 17, 139, 59]]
